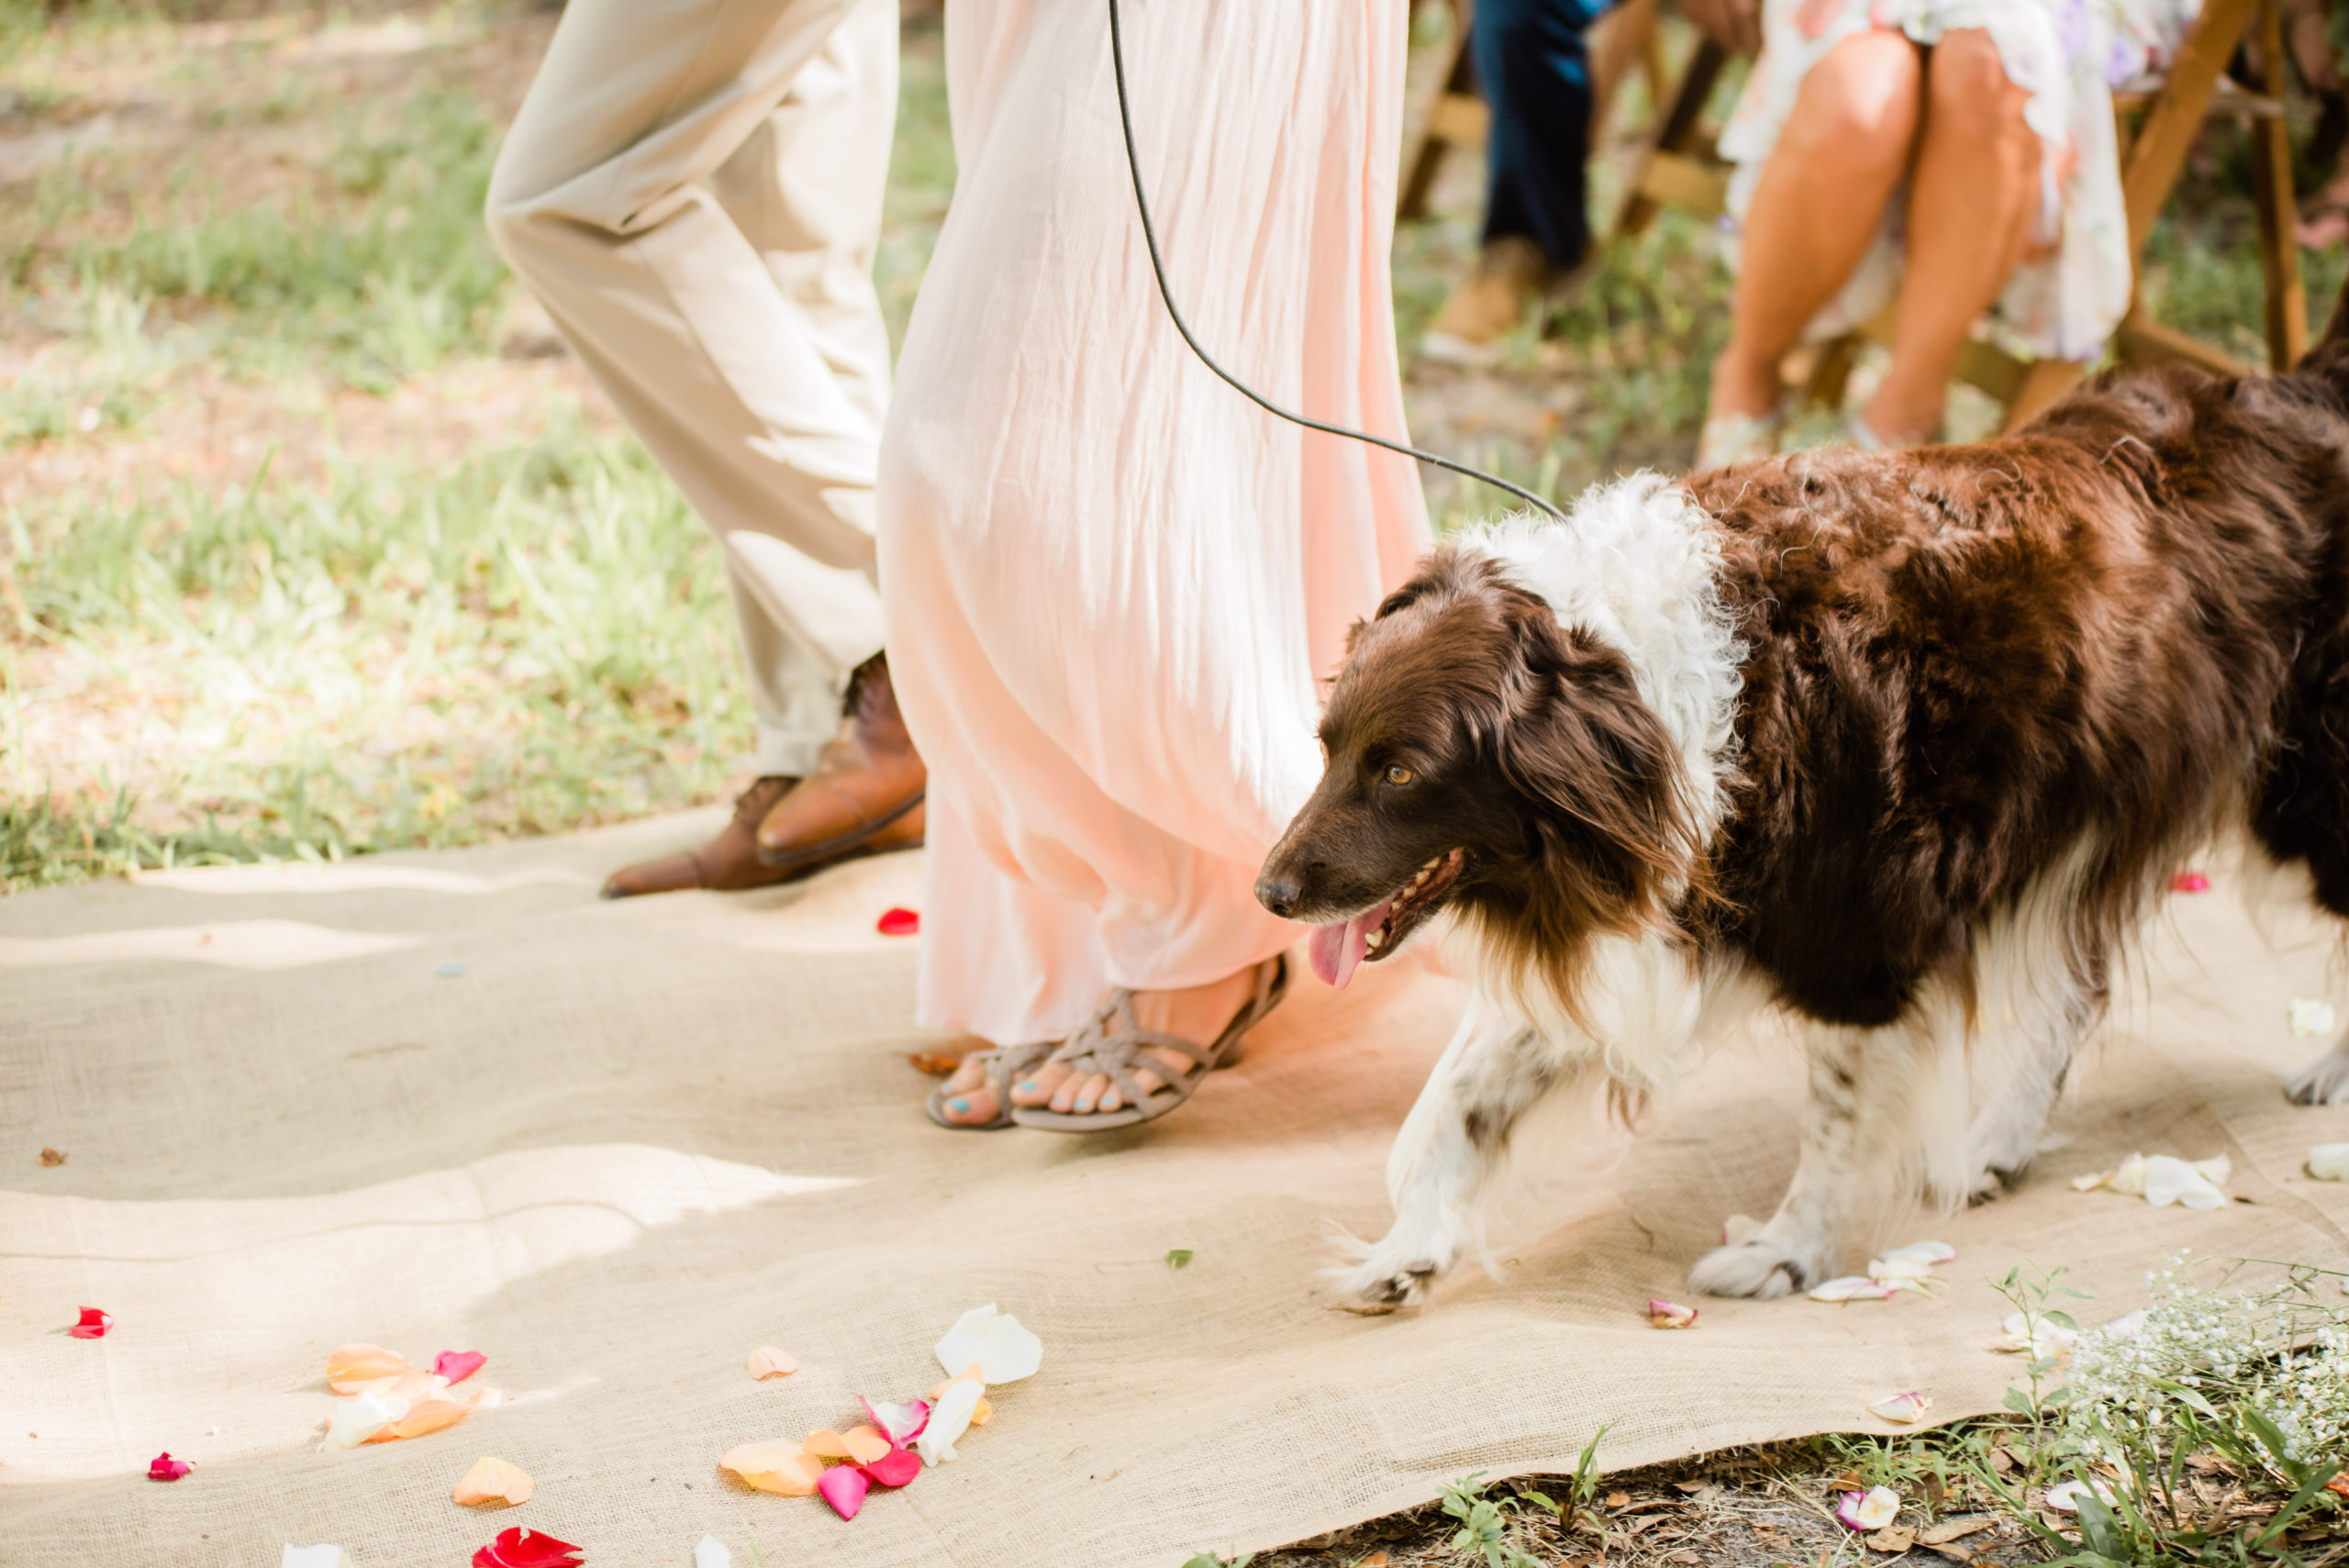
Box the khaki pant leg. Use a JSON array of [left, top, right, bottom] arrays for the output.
[[485, 0, 896, 777]]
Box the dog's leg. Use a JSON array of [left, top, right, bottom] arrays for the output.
[[1957, 934, 2108, 1201], [1341, 996, 1558, 1307], [2288, 1036, 2349, 1105], [1688, 1018, 1921, 1297]]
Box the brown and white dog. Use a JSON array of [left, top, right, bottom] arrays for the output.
[[1257, 294, 2349, 1307]]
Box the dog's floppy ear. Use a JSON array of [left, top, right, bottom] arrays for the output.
[[1495, 606, 1695, 917]]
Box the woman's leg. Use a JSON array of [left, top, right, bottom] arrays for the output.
[[891, 0, 1430, 1129], [1860, 28, 2038, 443], [1707, 29, 1921, 421]]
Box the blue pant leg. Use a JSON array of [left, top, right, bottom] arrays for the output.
[[1471, 0, 1615, 269]]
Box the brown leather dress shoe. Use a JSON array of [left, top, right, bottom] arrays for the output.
[[755, 651, 927, 872], [599, 775, 801, 899]]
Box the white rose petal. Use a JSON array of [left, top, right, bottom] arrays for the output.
[[283, 1550, 355, 1568], [2141, 1155, 2225, 1209], [2291, 999, 2336, 1036], [1866, 1390, 1932, 1424], [915, 1375, 985, 1467], [694, 1535, 732, 1568], [1992, 1310, 2076, 1357], [319, 1391, 406, 1451], [1836, 1485, 1900, 1529], [2045, 1478, 2116, 1512], [933, 1303, 1042, 1384], [2308, 1142, 2349, 1181], [1879, 1240, 1956, 1266], [2093, 1307, 2148, 1341], [1809, 1275, 1897, 1302]]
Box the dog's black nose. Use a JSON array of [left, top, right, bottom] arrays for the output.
[[1256, 873, 1302, 918]]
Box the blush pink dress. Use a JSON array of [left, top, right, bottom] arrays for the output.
[[875, 0, 1431, 1046]]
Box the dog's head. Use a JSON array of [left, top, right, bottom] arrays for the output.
[[1254, 546, 1698, 988]]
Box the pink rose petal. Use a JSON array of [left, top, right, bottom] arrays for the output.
[[858, 1447, 922, 1488], [434, 1351, 487, 1385], [148, 1451, 192, 1481], [69, 1307, 110, 1339], [818, 1462, 871, 1519], [1646, 1297, 1698, 1329], [858, 1396, 929, 1445], [877, 907, 919, 937], [2171, 872, 2210, 893]]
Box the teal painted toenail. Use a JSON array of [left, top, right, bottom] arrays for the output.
[[1018, 1081, 1036, 1092], [1075, 1100, 1093, 1113], [948, 1097, 968, 1113]]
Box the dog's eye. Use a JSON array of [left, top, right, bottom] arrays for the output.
[[1384, 764, 1415, 786]]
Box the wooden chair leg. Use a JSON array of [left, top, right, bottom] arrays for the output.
[[1399, 0, 1478, 222], [1801, 334, 1864, 413], [2121, 0, 2260, 256], [1615, 38, 1729, 239], [2250, 0, 2310, 368]]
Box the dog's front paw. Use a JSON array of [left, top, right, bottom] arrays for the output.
[[1687, 1233, 1831, 1298], [1965, 1167, 2013, 1207], [1341, 1253, 1446, 1307], [1335, 1221, 1463, 1308], [2287, 1050, 2349, 1106]]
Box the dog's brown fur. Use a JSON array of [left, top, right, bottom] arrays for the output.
[[1260, 287, 2349, 1304]]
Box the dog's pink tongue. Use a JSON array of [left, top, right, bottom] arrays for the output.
[[1308, 901, 1390, 989]]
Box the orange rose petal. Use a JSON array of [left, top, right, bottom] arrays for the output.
[[383, 1372, 452, 1405], [367, 1399, 468, 1441], [925, 1363, 985, 1401], [326, 1343, 415, 1394], [925, 1363, 994, 1427], [719, 1440, 824, 1496], [839, 1424, 892, 1464], [746, 1347, 798, 1381], [453, 1456, 535, 1507]]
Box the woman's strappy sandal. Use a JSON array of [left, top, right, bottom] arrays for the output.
[[1010, 955, 1287, 1132], [924, 1040, 1058, 1130]]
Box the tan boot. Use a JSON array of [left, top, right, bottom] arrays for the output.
[[1419, 236, 1551, 368], [753, 651, 927, 873], [600, 774, 801, 898]]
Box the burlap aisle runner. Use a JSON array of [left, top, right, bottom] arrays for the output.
[[5, 813, 2349, 1566]]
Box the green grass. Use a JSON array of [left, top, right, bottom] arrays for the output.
[[14, 86, 508, 390], [2, 421, 751, 892]]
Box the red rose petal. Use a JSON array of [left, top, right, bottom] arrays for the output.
[[858, 1446, 922, 1488], [876, 906, 919, 937], [434, 1350, 487, 1385], [818, 1462, 872, 1519], [147, 1451, 191, 1481], [69, 1307, 110, 1340], [472, 1527, 583, 1568]]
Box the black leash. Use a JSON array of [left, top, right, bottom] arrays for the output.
[[1104, 0, 1568, 525]]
